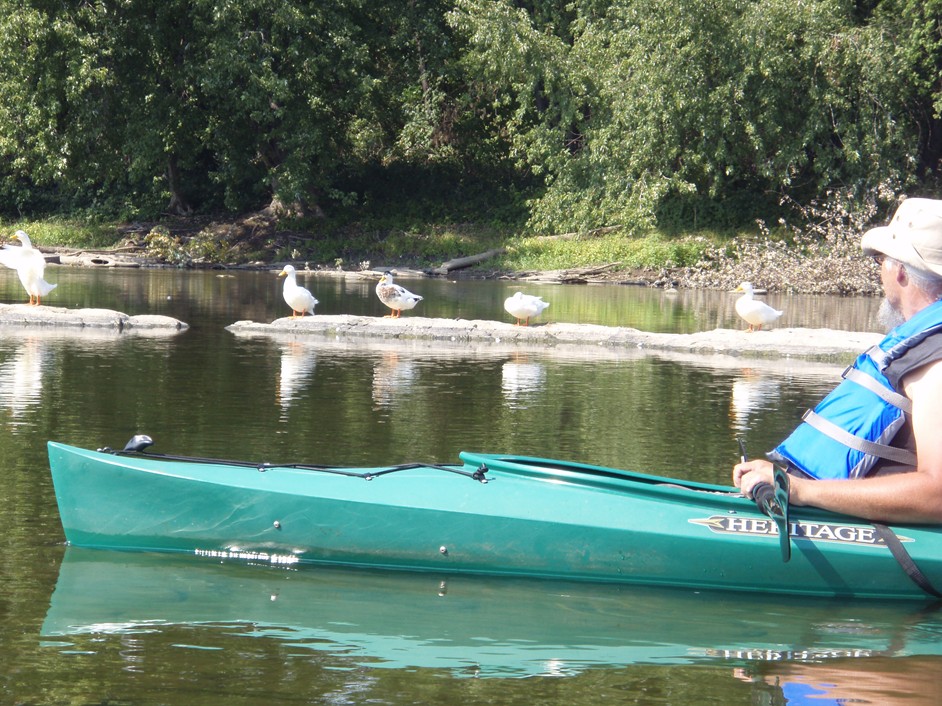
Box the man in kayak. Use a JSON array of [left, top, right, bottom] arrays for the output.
[[734, 197, 942, 523]]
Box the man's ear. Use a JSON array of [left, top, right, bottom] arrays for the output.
[[897, 263, 910, 285]]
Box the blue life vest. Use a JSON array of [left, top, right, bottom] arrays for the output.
[[768, 300, 942, 479]]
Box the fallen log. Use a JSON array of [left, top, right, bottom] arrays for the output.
[[518, 262, 623, 284], [431, 248, 505, 275], [57, 252, 146, 268]]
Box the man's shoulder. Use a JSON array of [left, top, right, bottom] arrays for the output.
[[901, 356, 942, 396]]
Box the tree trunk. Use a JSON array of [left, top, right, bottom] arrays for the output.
[[165, 154, 192, 216]]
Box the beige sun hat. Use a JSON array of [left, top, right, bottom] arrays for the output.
[[861, 198, 942, 277]]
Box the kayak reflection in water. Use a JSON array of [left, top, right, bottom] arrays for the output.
[[734, 198, 942, 526]]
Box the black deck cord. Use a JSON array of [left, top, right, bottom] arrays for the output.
[[104, 448, 490, 483], [872, 522, 942, 599]]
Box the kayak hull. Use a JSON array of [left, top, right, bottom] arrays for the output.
[[46, 441, 942, 599]]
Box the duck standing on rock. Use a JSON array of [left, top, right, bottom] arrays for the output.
[[0, 230, 57, 305], [504, 291, 550, 326], [376, 273, 423, 318], [277, 265, 318, 317], [734, 281, 783, 332]]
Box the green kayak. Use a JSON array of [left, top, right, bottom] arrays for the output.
[[46, 437, 942, 600]]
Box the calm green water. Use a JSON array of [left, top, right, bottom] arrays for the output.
[[2, 267, 940, 705]]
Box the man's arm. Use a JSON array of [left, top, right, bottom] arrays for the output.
[[735, 359, 942, 524]]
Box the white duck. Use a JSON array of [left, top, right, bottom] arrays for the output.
[[376, 273, 423, 318], [734, 282, 783, 332], [277, 265, 318, 317], [504, 291, 550, 326], [0, 230, 57, 305]]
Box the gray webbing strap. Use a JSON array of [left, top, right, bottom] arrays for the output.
[[865, 344, 888, 368], [843, 367, 912, 414], [802, 410, 918, 466], [873, 523, 942, 599]]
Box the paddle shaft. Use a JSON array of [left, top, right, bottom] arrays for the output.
[[738, 439, 791, 562]]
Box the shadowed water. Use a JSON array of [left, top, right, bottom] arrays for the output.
[[2, 267, 938, 704]]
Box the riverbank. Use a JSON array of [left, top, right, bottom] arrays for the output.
[[25, 202, 883, 297], [42, 236, 882, 299]]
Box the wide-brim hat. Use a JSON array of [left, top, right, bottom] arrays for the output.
[[861, 198, 942, 277]]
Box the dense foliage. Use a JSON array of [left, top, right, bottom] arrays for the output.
[[0, 0, 939, 235]]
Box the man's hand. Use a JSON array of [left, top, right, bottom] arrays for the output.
[[733, 459, 776, 499]]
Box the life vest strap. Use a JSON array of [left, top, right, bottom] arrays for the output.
[[802, 410, 918, 467], [865, 344, 889, 368], [843, 366, 913, 414]]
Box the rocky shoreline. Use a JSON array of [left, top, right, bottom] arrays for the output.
[[46, 249, 881, 300]]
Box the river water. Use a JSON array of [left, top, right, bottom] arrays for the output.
[[2, 266, 940, 705]]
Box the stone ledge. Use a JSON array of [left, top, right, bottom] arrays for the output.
[[226, 315, 881, 364], [0, 304, 189, 334]]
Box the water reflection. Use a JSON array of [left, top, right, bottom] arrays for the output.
[[223, 329, 844, 480], [730, 371, 783, 433], [42, 549, 942, 680], [0, 325, 186, 431], [276, 340, 316, 414], [0, 335, 52, 423], [501, 354, 546, 409], [371, 351, 418, 409]]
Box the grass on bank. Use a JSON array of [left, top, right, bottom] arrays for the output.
[[0, 215, 881, 294], [1, 217, 728, 273], [496, 232, 717, 272], [0, 219, 120, 249]]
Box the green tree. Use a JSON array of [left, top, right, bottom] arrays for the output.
[[0, 0, 383, 217], [872, 0, 942, 178], [98, 0, 209, 215], [449, 0, 939, 234], [193, 0, 376, 215], [0, 1, 108, 212], [0, 0, 937, 230]]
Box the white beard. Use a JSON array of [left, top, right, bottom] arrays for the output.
[[878, 298, 905, 332]]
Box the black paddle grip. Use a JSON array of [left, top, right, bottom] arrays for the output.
[[752, 482, 775, 508]]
